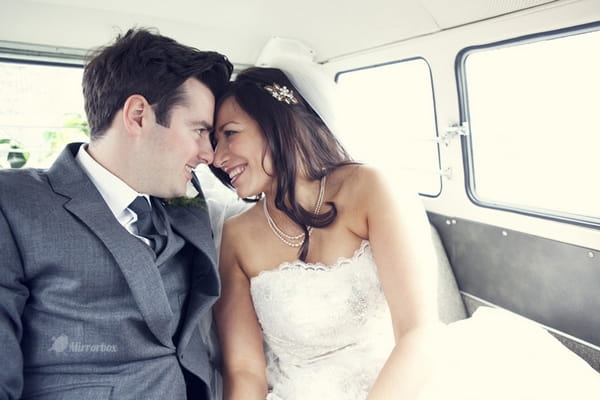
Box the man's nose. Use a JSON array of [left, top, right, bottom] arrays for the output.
[[197, 135, 214, 165]]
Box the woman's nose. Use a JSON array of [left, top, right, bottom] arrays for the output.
[[213, 142, 228, 169]]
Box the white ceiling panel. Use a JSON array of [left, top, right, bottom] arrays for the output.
[[1, 0, 565, 65]]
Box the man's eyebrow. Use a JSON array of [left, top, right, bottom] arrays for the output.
[[189, 120, 213, 132]]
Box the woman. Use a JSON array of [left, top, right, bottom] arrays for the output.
[[210, 66, 440, 400], [209, 65, 600, 400]]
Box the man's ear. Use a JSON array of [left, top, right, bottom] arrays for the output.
[[122, 94, 151, 136]]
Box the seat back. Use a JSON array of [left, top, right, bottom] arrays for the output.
[[431, 224, 468, 323]]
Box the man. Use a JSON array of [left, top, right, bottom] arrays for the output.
[[0, 28, 232, 399]]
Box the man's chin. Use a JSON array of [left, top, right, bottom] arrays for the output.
[[172, 189, 188, 198], [159, 188, 186, 200]]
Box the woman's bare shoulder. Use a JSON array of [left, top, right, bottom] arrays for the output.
[[330, 164, 388, 196], [222, 202, 262, 240]]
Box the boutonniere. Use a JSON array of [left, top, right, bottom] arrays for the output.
[[163, 170, 207, 209], [164, 196, 206, 208]]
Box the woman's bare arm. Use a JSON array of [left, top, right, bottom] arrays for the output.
[[214, 219, 269, 400], [357, 167, 439, 400]]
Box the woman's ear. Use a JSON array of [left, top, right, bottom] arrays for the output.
[[122, 94, 151, 136]]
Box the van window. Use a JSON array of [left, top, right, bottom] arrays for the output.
[[0, 60, 87, 169], [336, 58, 441, 196], [458, 26, 600, 225]]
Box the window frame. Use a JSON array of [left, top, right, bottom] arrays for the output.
[[0, 40, 87, 67], [456, 21, 600, 229], [335, 56, 442, 198], [0, 41, 87, 169]]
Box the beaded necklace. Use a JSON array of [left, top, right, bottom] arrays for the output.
[[263, 176, 326, 247]]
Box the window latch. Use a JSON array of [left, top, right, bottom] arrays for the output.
[[440, 122, 469, 146]]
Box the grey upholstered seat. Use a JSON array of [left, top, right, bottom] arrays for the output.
[[431, 224, 468, 323]]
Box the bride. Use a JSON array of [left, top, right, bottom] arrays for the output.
[[208, 51, 600, 399]]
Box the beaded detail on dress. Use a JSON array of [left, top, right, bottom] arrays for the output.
[[250, 241, 395, 400]]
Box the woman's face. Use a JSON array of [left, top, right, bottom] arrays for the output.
[[213, 96, 274, 198]]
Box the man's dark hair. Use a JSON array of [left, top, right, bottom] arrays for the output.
[[82, 28, 233, 138]]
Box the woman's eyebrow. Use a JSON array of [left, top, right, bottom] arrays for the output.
[[217, 120, 239, 132]]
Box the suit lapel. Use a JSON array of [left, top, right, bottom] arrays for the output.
[[162, 197, 220, 348], [163, 201, 217, 266], [48, 144, 175, 348]]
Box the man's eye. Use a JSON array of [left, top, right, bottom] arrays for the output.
[[196, 128, 209, 136]]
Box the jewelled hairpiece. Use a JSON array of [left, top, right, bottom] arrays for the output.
[[264, 83, 298, 105]]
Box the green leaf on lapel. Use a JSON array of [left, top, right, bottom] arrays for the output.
[[164, 196, 207, 209]]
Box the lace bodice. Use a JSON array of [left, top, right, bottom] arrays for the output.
[[250, 241, 395, 400], [249, 241, 600, 400]]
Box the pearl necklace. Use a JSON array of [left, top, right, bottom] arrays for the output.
[[263, 176, 326, 247]]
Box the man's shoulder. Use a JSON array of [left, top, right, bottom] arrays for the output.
[[0, 168, 55, 216], [1, 144, 85, 195], [0, 167, 49, 189]]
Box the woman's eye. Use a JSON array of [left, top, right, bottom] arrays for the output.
[[224, 130, 237, 137]]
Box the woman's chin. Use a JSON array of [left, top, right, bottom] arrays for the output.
[[234, 186, 259, 199], [235, 190, 252, 199]]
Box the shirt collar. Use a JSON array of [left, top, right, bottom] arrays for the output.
[[75, 143, 149, 219]]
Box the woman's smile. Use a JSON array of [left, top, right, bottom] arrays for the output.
[[227, 164, 247, 186]]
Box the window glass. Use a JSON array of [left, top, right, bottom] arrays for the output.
[[461, 27, 600, 224], [0, 61, 87, 169], [336, 58, 441, 196]]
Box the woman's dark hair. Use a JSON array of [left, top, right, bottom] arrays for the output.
[[210, 67, 355, 260], [83, 27, 233, 138]]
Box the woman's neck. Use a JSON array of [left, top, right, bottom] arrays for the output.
[[264, 175, 323, 211]]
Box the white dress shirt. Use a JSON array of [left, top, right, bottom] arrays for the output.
[[75, 144, 150, 240]]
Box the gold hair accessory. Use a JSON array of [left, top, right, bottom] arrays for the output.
[[264, 83, 298, 104]]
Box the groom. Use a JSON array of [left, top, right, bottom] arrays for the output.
[[0, 29, 232, 399]]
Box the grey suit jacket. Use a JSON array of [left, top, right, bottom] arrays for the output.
[[0, 143, 221, 399]]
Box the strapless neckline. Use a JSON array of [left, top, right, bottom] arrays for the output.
[[251, 240, 371, 282]]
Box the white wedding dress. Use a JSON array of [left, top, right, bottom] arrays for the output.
[[251, 240, 393, 400], [250, 240, 600, 400]]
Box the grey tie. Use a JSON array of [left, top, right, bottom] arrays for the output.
[[128, 196, 166, 253]]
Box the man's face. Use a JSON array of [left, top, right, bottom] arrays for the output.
[[140, 78, 215, 198]]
